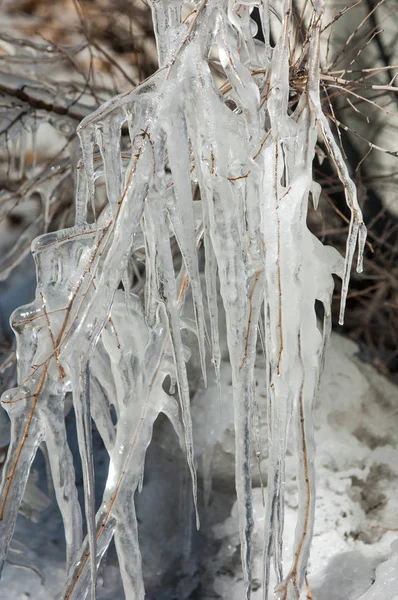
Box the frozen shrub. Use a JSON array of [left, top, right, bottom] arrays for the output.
[[0, 1, 366, 599]]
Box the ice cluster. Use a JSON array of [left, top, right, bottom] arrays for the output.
[[0, 1, 367, 599]]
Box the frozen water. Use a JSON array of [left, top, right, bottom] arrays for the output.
[[0, 1, 368, 599]]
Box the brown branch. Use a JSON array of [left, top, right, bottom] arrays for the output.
[[0, 72, 93, 123]]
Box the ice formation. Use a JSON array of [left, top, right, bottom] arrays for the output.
[[0, 1, 367, 599]]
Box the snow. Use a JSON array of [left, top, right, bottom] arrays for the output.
[[198, 333, 398, 600]]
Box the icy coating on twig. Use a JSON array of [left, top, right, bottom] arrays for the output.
[[0, 1, 366, 599]]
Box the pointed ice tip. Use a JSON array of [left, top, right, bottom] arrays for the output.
[[356, 251, 364, 274], [339, 300, 346, 325], [195, 508, 200, 531], [244, 579, 251, 600]]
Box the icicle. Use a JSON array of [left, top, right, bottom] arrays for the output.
[[95, 113, 124, 212], [42, 401, 82, 571], [31, 119, 38, 174], [75, 158, 89, 225], [0, 393, 45, 575], [72, 360, 97, 600], [203, 177, 257, 598], [260, 0, 272, 64], [145, 191, 199, 528], [42, 188, 51, 233], [203, 218, 222, 405], [148, 0, 172, 68], [310, 181, 321, 210], [309, 100, 367, 324], [17, 127, 27, 181], [77, 126, 96, 221], [163, 104, 207, 385]]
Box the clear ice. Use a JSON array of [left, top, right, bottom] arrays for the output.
[[0, 1, 366, 599]]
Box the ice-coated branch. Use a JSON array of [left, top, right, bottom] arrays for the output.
[[0, 1, 366, 599]]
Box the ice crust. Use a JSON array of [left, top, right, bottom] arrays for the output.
[[0, 1, 367, 599]]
